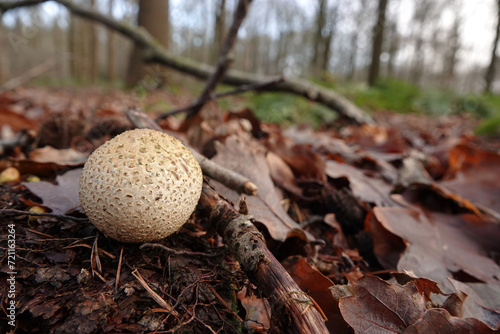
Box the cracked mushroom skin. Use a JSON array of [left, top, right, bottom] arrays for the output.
[[79, 129, 203, 243]]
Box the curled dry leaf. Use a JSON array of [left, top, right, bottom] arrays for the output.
[[211, 135, 307, 241]]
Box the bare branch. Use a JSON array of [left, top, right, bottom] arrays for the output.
[[188, 0, 253, 117]]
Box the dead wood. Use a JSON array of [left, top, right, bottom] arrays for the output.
[[18, 0, 374, 125], [198, 183, 329, 334], [157, 78, 285, 119], [124, 107, 258, 195]]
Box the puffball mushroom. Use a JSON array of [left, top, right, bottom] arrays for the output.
[[79, 129, 203, 243]]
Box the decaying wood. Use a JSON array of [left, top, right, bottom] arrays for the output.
[[5, 0, 374, 125], [157, 78, 285, 119], [198, 183, 329, 334], [124, 107, 258, 195], [188, 0, 253, 117]]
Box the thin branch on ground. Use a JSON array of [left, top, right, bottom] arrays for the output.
[[1, 208, 89, 222]]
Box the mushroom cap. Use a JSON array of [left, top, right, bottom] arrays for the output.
[[79, 129, 203, 243]]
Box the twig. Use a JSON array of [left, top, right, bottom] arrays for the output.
[[124, 107, 258, 195], [187, 0, 253, 117], [140, 243, 225, 258], [1, 208, 89, 222], [132, 268, 179, 316], [156, 78, 284, 120], [115, 246, 124, 293]]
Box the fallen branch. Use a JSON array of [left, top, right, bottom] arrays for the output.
[[198, 183, 329, 333], [157, 78, 285, 119], [124, 107, 258, 195], [33, 0, 372, 125]]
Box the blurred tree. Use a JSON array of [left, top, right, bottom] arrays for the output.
[[211, 0, 226, 64], [440, 4, 461, 88], [368, 0, 388, 86], [485, 0, 500, 94], [346, 0, 370, 80], [127, 0, 170, 86], [107, 0, 115, 83], [89, 0, 97, 83], [310, 0, 337, 76]]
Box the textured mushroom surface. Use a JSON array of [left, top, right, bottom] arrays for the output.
[[79, 129, 203, 243]]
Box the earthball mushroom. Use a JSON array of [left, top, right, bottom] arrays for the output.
[[79, 129, 203, 243]]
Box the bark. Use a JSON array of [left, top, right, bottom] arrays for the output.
[[368, 0, 389, 86], [127, 0, 169, 86], [198, 183, 329, 334], [8, 0, 373, 125], [485, 0, 500, 94]]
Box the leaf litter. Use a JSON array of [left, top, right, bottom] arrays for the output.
[[1, 87, 500, 333]]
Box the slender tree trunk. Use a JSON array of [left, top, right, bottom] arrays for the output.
[[441, 15, 460, 88], [107, 0, 115, 83], [311, 0, 327, 76], [89, 0, 98, 83], [485, 0, 500, 94], [127, 0, 170, 86], [368, 0, 389, 86], [386, 21, 398, 78]]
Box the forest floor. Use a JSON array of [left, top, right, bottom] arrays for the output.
[[1, 86, 500, 333]]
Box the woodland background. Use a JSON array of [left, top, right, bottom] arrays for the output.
[[1, 0, 500, 132], [1, 0, 500, 333]]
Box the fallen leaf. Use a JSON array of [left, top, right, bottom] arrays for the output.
[[23, 168, 82, 214], [283, 256, 350, 333], [440, 143, 500, 214], [404, 308, 497, 334], [370, 205, 500, 289], [211, 135, 305, 241], [339, 275, 427, 333]]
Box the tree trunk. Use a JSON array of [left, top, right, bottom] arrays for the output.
[[311, 0, 327, 76], [441, 14, 460, 88], [107, 0, 115, 83], [368, 0, 388, 86], [485, 0, 500, 94], [89, 0, 98, 83], [127, 0, 169, 86]]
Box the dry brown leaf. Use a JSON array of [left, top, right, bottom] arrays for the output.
[[211, 135, 306, 241], [23, 168, 82, 214]]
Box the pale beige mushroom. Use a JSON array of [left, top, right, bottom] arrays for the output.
[[79, 129, 203, 243]]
